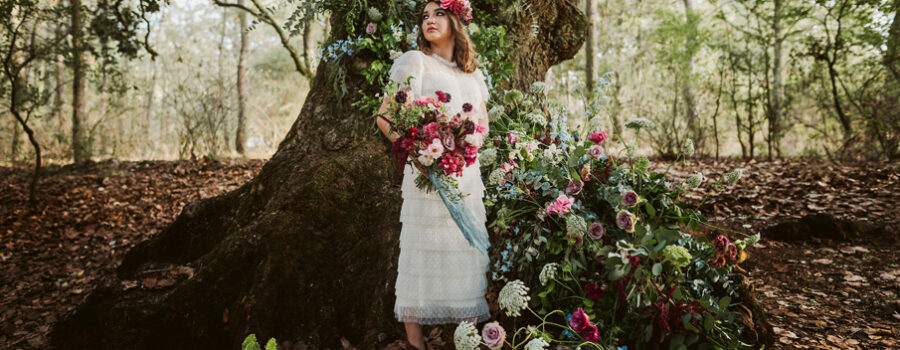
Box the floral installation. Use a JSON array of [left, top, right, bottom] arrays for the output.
[[470, 81, 758, 348]]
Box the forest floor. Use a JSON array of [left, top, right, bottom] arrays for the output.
[[0, 157, 898, 350]]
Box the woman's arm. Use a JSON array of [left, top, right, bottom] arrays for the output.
[[376, 96, 401, 142]]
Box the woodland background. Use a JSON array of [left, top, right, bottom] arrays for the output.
[[3, 0, 897, 168]]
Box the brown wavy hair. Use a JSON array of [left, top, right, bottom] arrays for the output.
[[417, 1, 479, 74]]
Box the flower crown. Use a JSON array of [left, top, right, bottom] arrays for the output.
[[439, 0, 473, 26]]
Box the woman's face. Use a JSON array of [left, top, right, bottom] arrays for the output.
[[422, 2, 452, 44]]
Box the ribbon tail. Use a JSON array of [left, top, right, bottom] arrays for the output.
[[426, 169, 490, 256]]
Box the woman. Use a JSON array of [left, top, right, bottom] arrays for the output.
[[374, 1, 491, 349]]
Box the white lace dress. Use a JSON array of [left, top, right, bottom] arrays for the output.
[[389, 50, 492, 325]]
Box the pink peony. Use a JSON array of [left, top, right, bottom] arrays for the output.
[[588, 144, 604, 159], [578, 323, 600, 343], [546, 194, 574, 215], [500, 160, 519, 173], [508, 133, 519, 144], [588, 130, 608, 144], [587, 223, 605, 240], [622, 190, 640, 207], [366, 23, 376, 35], [569, 307, 591, 332], [481, 322, 506, 349]]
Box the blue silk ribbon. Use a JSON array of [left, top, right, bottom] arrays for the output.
[[425, 168, 491, 256]]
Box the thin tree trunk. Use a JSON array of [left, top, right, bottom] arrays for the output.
[[681, 0, 701, 151], [235, 0, 249, 155], [712, 66, 725, 160], [585, 0, 594, 93], [771, 0, 784, 158], [71, 0, 89, 164]]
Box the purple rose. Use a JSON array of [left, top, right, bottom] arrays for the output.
[[588, 223, 605, 240], [588, 144, 604, 159], [565, 180, 583, 195], [622, 190, 640, 207], [616, 210, 637, 233], [481, 322, 506, 349], [366, 23, 376, 35], [569, 307, 591, 332]]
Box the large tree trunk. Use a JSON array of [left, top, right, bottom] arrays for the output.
[[71, 0, 90, 164], [235, 0, 249, 155], [49, 1, 588, 349]]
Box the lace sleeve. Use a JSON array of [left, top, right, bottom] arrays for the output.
[[388, 50, 426, 96], [473, 68, 490, 102]]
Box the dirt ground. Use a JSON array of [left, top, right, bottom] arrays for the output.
[[1, 157, 897, 349]]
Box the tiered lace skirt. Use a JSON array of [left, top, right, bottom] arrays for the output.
[[394, 158, 491, 325]]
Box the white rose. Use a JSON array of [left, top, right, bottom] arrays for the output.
[[417, 154, 434, 166], [464, 133, 484, 148]]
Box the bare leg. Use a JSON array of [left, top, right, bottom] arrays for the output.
[[404, 322, 426, 350]]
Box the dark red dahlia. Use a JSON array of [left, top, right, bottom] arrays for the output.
[[394, 90, 407, 104], [462, 102, 473, 112]]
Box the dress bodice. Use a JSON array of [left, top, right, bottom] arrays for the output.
[[387, 50, 490, 116]]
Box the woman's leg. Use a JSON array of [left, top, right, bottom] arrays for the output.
[[404, 322, 426, 350]]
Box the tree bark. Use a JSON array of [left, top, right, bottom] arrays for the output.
[[49, 1, 589, 349], [71, 0, 90, 164], [884, 2, 899, 81], [235, 0, 249, 155]]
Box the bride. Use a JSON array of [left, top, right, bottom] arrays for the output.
[[374, 1, 491, 349]]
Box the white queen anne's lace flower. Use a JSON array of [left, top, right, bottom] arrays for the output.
[[525, 112, 547, 126], [498, 280, 530, 317], [684, 172, 704, 189], [524, 337, 549, 350], [479, 148, 497, 165], [488, 167, 506, 186], [539, 263, 558, 286], [529, 81, 549, 95], [725, 168, 743, 184], [682, 138, 695, 157], [625, 117, 654, 130], [454, 321, 481, 350]]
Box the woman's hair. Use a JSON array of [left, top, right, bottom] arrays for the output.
[[417, 1, 479, 74]]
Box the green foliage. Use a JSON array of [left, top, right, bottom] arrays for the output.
[[242, 334, 278, 350]]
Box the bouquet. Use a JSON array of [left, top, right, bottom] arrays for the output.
[[376, 82, 491, 256], [378, 84, 487, 201]]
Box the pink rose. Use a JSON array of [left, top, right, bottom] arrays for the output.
[[588, 130, 608, 144], [588, 144, 604, 159], [481, 322, 506, 349], [569, 307, 591, 332], [366, 23, 376, 35], [712, 235, 730, 251], [508, 132, 519, 144]]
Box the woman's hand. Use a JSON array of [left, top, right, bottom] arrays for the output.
[[376, 96, 401, 142]]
